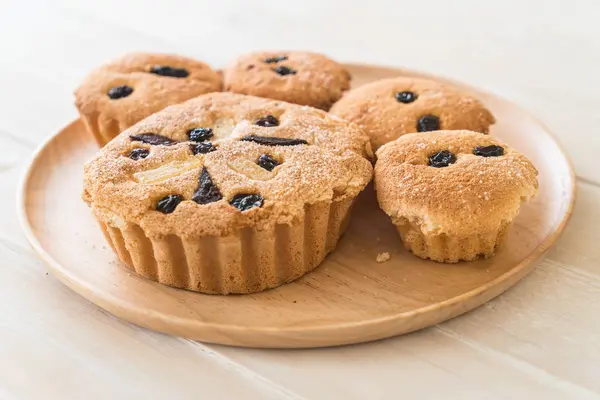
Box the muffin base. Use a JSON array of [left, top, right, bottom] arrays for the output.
[[79, 110, 121, 147], [97, 198, 354, 294], [395, 219, 512, 263]]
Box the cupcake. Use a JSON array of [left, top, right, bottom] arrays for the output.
[[75, 52, 222, 146], [331, 77, 495, 151], [83, 93, 372, 294], [222, 51, 351, 110], [374, 130, 538, 262]]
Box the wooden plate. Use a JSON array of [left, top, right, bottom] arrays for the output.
[[19, 64, 575, 348]]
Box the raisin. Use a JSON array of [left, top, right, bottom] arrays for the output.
[[130, 133, 177, 146], [265, 55, 288, 63], [187, 127, 214, 142], [241, 135, 308, 146], [129, 148, 149, 160], [156, 194, 182, 214], [190, 142, 216, 155], [417, 115, 440, 132], [256, 115, 279, 127], [474, 145, 504, 157], [107, 85, 133, 99], [192, 167, 223, 205], [273, 66, 297, 76], [395, 91, 418, 104], [257, 154, 280, 171], [230, 194, 264, 211], [429, 150, 457, 168], [150, 65, 189, 78]]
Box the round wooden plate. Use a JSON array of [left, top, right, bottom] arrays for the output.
[[19, 64, 575, 348]]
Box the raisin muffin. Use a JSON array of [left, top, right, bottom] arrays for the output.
[[222, 51, 350, 110], [83, 92, 373, 294], [374, 130, 538, 263], [331, 77, 495, 151], [75, 52, 222, 146]]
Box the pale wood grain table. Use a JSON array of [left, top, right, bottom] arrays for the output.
[[1, 1, 599, 399]]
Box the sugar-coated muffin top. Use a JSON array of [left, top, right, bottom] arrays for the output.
[[331, 77, 495, 150], [75, 52, 222, 138], [223, 51, 351, 110], [83, 93, 373, 238]]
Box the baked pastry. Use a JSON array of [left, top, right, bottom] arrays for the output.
[[75, 52, 222, 146], [83, 93, 372, 294], [222, 51, 350, 110], [374, 130, 538, 263], [331, 77, 495, 151]]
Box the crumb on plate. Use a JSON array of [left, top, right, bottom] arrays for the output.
[[376, 252, 391, 263]]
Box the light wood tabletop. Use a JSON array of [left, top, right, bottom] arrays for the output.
[[1, 1, 599, 399]]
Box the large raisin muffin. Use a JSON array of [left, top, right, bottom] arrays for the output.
[[222, 51, 350, 110], [331, 77, 495, 151], [75, 52, 222, 146], [83, 93, 373, 294], [375, 130, 538, 263]]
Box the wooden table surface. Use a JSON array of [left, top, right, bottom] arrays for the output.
[[1, 1, 599, 399]]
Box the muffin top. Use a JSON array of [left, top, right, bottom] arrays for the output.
[[375, 130, 538, 236], [83, 93, 373, 238], [75, 52, 222, 134], [331, 77, 496, 151], [222, 51, 351, 110]]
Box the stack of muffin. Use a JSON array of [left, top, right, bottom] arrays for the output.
[[77, 51, 538, 295]]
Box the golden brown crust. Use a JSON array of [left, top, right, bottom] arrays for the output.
[[375, 130, 538, 237], [84, 93, 373, 239], [330, 77, 496, 150], [222, 51, 350, 110], [75, 52, 222, 146]]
